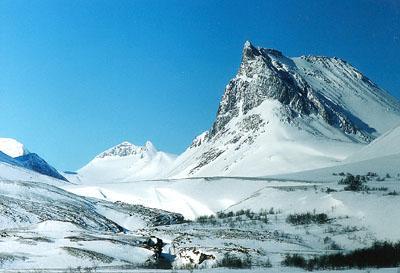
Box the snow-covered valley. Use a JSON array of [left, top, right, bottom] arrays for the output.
[[1, 168, 400, 272]]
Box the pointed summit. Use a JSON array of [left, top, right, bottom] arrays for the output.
[[243, 40, 252, 48], [95, 140, 160, 159], [144, 140, 157, 152], [242, 40, 260, 61], [96, 141, 140, 158]]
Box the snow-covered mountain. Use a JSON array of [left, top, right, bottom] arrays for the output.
[[0, 138, 68, 181], [77, 141, 177, 183], [167, 41, 400, 178]]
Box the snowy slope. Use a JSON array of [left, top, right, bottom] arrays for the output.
[[167, 41, 400, 178], [78, 141, 177, 183], [270, 153, 400, 184], [65, 175, 400, 242], [0, 159, 68, 186], [271, 123, 400, 183], [0, 159, 183, 269], [0, 151, 24, 167], [345, 123, 400, 163], [0, 179, 123, 232]]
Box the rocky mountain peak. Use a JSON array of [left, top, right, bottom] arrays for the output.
[[242, 40, 260, 60], [208, 42, 377, 141]]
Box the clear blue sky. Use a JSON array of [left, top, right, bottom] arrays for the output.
[[1, 0, 399, 171]]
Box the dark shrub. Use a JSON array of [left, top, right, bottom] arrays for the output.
[[216, 253, 251, 268], [282, 254, 307, 268], [282, 241, 400, 270], [286, 212, 329, 225]]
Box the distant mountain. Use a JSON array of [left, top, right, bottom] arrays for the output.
[[0, 138, 67, 182], [78, 141, 177, 183], [167, 41, 400, 178]]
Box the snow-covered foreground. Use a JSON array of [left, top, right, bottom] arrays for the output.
[[62, 174, 400, 269], [0, 171, 184, 270], [0, 155, 398, 273], [0, 268, 399, 273], [63, 175, 400, 239], [2, 153, 399, 272]]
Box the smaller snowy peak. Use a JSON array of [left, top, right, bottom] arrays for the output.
[[96, 141, 157, 159], [144, 140, 157, 153], [79, 140, 177, 183], [0, 138, 29, 158]]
